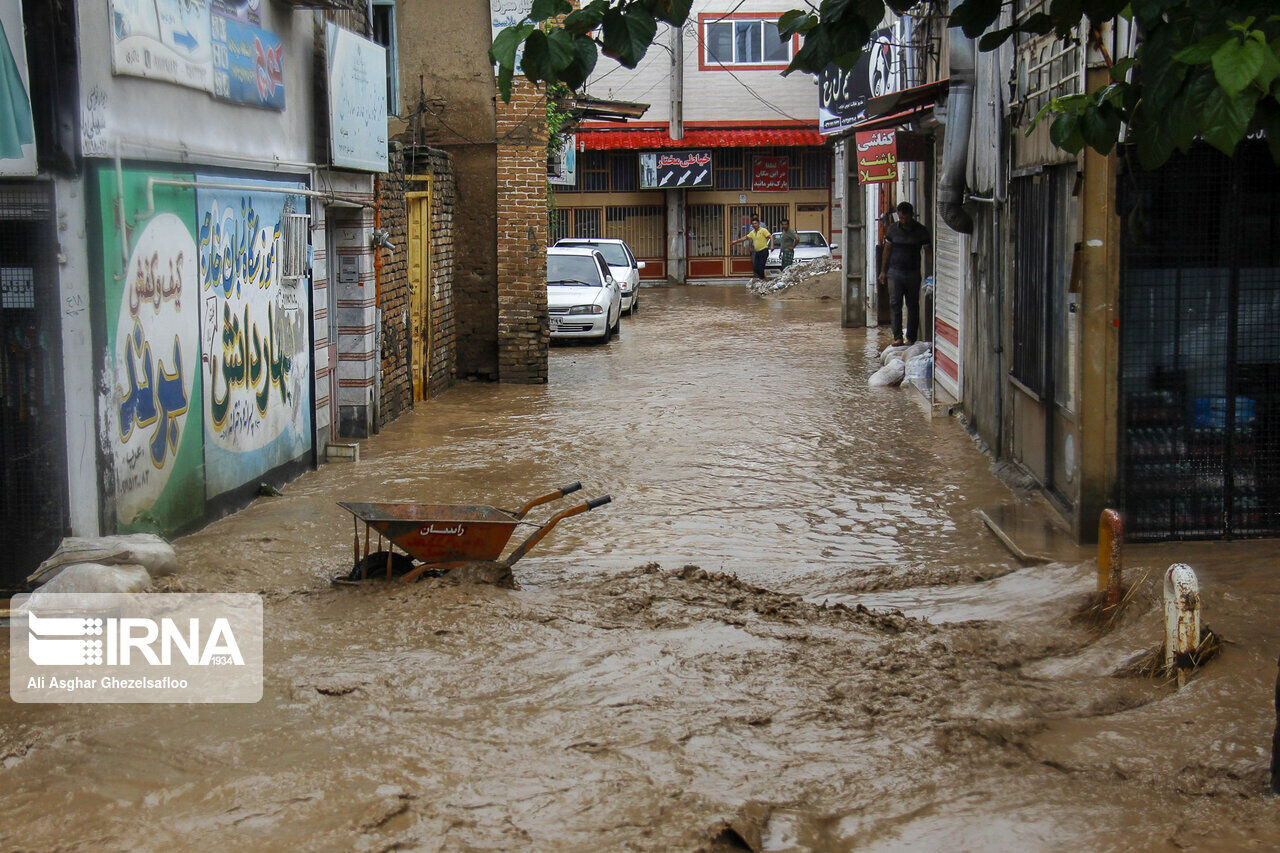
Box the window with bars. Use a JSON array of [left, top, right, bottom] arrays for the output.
[[715, 149, 745, 190], [605, 206, 664, 258]]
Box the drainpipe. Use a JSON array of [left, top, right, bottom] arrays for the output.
[[939, 0, 975, 235]]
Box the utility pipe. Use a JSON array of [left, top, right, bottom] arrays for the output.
[[137, 177, 374, 224], [938, 0, 975, 234], [114, 139, 131, 281]]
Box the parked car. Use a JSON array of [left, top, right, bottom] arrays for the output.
[[765, 231, 836, 272], [553, 238, 645, 314], [546, 247, 621, 342]]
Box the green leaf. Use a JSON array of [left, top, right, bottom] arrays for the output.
[[950, 0, 1002, 38], [546, 27, 578, 72], [1050, 111, 1085, 152], [521, 30, 552, 82], [490, 22, 534, 70], [496, 61, 515, 102], [978, 26, 1016, 52], [601, 6, 656, 68], [563, 1, 607, 36], [559, 35, 599, 89], [1199, 85, 1261, 154], [1212, 37, 1266, 96], [1080, 103, 1122, 154], [654, 0, 693, 26], [1173, 32, 1231, 65], [1110, 56, 1138, 80], [529, 0, 571, 22], [777, 10, 813, 40]]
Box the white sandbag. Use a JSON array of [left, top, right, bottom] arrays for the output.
[[29, 534, 177, 585], [21, 563, 151, 611], [880, 344, 910, 365], [869, 358, 907, 387], [905, 341, 932, 360], [905, 353, 933, 381]]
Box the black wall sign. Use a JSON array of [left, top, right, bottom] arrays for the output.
[[818, 28, 893, 135], [640, 150, 714, 189]]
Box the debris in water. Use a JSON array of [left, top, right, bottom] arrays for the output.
[[746, 257, 839, 295]]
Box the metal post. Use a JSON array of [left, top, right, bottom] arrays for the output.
[[843, 149, 866, 328], [1163, 563, 1200, 688], [1097, 508, 1124, 609]]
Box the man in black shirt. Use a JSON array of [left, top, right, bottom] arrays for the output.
[[877, 201, 932, 345]]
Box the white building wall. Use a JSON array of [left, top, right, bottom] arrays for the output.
[[75, 2, 317, 167], [584, 1, 820, 124]]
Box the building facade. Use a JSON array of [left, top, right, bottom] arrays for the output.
[[0, 1, 411, 584], [553, 1, 834, 282]]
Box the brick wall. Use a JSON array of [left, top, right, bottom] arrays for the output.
[[494, 80, 550, 384], [377, 144, 459, 425]]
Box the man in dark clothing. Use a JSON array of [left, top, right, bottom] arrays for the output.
[[878, 201, 932, 345]]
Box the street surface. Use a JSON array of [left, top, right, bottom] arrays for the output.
[[4, 284, 1280, 850]]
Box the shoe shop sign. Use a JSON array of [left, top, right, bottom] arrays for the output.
[[10, 593, 262, 703]]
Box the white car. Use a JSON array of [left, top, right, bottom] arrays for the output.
[[766, 231, 836, 272], [546, 247, 622, 342], [554, 238, 645, 314]]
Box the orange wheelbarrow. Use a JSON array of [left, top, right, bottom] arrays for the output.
[[336, 482, 611, 583]]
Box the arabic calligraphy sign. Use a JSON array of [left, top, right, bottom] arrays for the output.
[[751, 156, 790, 192], [855, 129, 898, 184], [326, 23, 388, 172], [639, 150, 713, 189], [196, 175, 311, 499], [98, 167, 206, 533]]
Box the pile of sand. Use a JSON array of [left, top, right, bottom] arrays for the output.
[[747, 257, 841, 300]]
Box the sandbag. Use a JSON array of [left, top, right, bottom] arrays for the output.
[[869, 358, 906, 387], [905, 341, 932, 360], [905, 353, 933, 381], [880, 344, 910, 365], [20, 563, 151, 611], [29, 534, 177, 585]]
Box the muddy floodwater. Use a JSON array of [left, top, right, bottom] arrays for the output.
[[5, 283, 1280, 851]]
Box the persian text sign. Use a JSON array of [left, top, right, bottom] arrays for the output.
[[0, 1, 37, 175], [10, 593, 263, 703], [752, 156, 790, 192], [326, 24, 388, 172], [855, 130, 898, 184], [639, 151, 713, 189], [211, 15, 285, 110], [110, 0, 214, 93]]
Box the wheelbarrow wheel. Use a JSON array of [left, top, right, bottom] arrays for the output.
[[346, 550, 417, 581]]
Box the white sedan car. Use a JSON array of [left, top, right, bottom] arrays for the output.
[[766, 231, 836, 273], [554, 238, 645, 314], [546, 247, 622, 342]]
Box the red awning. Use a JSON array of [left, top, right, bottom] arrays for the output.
[[579, 126, 824, 150]]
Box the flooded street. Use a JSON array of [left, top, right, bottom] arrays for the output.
[[5, 284, 1280, 851]]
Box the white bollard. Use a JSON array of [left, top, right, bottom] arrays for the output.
[[1163, 563, 1201, 687]]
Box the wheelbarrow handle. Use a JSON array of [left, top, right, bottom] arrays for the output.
[[510, 481, 584, 519], [502, 495, 613, 568]]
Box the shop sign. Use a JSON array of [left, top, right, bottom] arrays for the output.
[[639, 151, 713, 189], [751, 156, 789, 192], [211, 14, 285, 110], [549, 134, 576, 186], [818, 28, 891, 135], [109, 0, 215, 93], [0, 1, 36, 175], [855, 130, 898, 183], [326, 23, 388, 172]]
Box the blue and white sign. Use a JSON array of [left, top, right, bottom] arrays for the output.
[[326, 23, 388, 173], [211, 15, 285, 110], [110, 0, 215, 93], [489, 0, 534, 72]]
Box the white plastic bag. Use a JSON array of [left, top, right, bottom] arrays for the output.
[[29, 534, 177, 585], [880, 344, 910, 365], [869, 358, 907, 387]]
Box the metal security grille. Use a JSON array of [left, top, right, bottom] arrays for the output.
[[1011, 172, 1052, 396], [687, 204, 724, 257], [0, 185, 66, 584], [605, 205, 664, 259], [1120, 142, 1280, 540]]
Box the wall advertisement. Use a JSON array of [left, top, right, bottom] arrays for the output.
[[195, 175, 310, 498], [326, 23, 388, 173], [0, 1, 37, 176], [109, 0, 216, 93], [95, 166, 312, 535]]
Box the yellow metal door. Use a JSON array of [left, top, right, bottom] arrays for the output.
[[407, 188, 431, 401]]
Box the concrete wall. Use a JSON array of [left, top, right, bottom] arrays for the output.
[[393, 0, 500, 381]]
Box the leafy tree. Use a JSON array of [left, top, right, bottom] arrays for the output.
[[490, 0, 1280, 167]]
